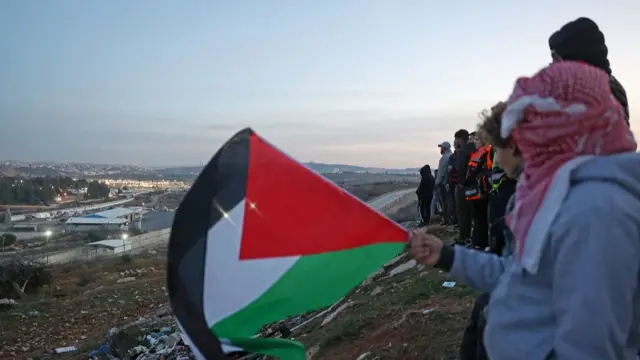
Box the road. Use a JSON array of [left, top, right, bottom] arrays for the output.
[[368, 188, 415, 210]]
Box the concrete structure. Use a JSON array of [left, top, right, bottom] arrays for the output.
[[65, 217, 128, 231], [9, 214, 26, 222], [12, 224, 39, 232], [85, 239, 132, 257]]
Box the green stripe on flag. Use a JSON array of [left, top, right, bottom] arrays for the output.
[[212, 242, 405, 358]]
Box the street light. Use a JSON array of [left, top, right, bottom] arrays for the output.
[[122, 233, 128, 253]]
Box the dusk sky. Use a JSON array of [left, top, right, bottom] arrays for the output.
[[2, 1, 639, 168]]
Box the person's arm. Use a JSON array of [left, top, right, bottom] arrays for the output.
[[551, 208, 640, 360], [447, 155, 456, 185], [435, 245, 510, 293]]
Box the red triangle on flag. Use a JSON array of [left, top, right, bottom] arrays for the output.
[[239, 133, 408, 260]]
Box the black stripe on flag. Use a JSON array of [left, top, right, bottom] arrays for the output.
[[167, 128, 253, 359]]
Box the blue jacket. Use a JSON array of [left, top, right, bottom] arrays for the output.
[[448, 154, 640, 359], [436, 149, 452, 186]]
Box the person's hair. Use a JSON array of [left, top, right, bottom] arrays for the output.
[[477, 102, 520, 155], [469, 131, 477, 137], [454, 129, 469, 142]]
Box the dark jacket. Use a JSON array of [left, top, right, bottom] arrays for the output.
[[416, 165, 435, 202], [448, 152, 460, 185], [455, 142, 477, 185], [610, 75, 629, 124]]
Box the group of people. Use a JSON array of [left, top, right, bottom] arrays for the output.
[[414, 17, 640, 360], [417, 125, 516, 255]]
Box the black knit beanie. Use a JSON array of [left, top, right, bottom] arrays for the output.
[[548, 17, 611, 75]]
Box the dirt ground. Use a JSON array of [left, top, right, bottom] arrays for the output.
[[0, 224, 472, 360], [0, 255, 169, 359], [294, 225, 475, 360]]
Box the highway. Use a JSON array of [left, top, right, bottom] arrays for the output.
[[368, 188, 415, 210]]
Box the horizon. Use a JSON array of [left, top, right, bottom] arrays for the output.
[[2, 1, 640, 168], [1, 158, 424, 170]]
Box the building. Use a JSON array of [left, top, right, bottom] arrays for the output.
[[85, 239, 132, 257], [65, 217, 128, 231], [81, 207, 138, 222]]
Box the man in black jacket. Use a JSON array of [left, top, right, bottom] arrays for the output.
[[549, 17, 629, 124], [453, 129, 476, 244], [416, 165, 435, 224]]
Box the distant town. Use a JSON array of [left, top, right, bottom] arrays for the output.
[[1, 160, 422, 180], [0, 159, 419, 247]]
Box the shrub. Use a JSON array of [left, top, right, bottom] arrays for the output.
[[0, 233, 17, 247], [0, 258, 52, 298], [76, 270, 95, 287]]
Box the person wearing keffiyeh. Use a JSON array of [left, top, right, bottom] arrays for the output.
[[408, 61, 640, 360]]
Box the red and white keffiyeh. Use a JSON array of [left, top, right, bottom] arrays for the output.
[[501, 61, 636, 269]]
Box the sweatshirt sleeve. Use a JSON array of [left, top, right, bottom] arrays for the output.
[[444, 245, 510, 293], [551, 209, 640, 360]]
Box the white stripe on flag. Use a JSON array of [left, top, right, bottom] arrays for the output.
[[202, 199, 300, 327]]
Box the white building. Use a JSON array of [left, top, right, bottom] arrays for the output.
[[85, 239, 132, 257]]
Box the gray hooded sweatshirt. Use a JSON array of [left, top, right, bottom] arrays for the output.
[[444, 153, 640, 359]]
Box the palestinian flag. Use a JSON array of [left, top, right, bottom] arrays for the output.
[[168, 128, 408, 360]]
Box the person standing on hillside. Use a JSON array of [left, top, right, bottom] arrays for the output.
[[416, 164, 435, 224], [463, 133, 491, 250], [454, 129, 477, 245], [435, 142, 453, 225], [549, 17, 629, 124], [447, 147, 460, 226]]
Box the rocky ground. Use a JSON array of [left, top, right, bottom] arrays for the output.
[[0, 224, 474, 360]]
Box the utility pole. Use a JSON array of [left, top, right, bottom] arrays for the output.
[[45, 230, 52, 264]]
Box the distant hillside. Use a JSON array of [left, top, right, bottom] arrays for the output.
[[154, 162, 419, 176], [303, 162, 419, 174], [0, 161, 420, 179], [152, 166, 203, 176]]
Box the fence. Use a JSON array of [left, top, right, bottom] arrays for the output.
[[15, 228, 172, 265]]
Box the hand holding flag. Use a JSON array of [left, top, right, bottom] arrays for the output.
[[408, 230, 444, 266]]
